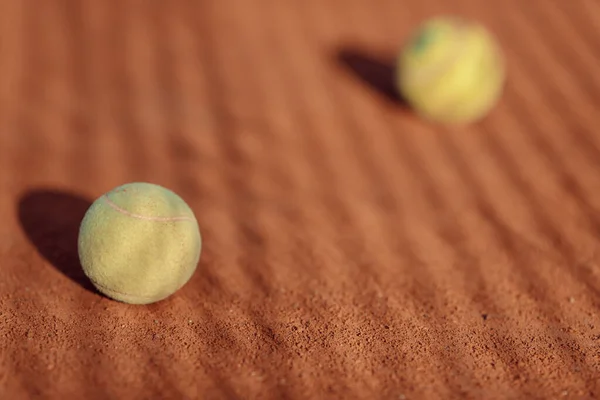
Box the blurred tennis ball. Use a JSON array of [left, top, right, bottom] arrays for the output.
[[396, 16, 506, 124]]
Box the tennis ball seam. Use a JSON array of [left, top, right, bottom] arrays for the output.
[[89, 277, 162, 300], [428, 37, 505, 122], [103, 194, 195, 222]]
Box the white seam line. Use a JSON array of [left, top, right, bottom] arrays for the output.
[[103, 195, 194, 222], [90, 278, 159, 299]]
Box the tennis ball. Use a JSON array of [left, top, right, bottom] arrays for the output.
[[78, 182, 202, 305], [396, 16, 505, 124]]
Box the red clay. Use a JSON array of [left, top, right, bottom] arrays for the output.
[[1, 0, 600, 399]]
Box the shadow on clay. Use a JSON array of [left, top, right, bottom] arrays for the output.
[[17, 189, 98, 294], [335, 46, 409, 107]]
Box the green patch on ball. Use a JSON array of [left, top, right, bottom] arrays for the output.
[[78, 182, 202, 305], [410, 29, 436, 53]]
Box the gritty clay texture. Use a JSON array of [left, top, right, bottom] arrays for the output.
[[1, 1, 600, 399]]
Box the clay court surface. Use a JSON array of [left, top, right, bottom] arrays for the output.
[[1, 0, 600, 399]]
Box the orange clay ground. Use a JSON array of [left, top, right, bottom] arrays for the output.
[[1, 1, 599, 399]]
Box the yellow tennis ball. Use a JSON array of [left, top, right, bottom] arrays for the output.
[[396, 16, 506, 124], [78, 182, 202, 305]]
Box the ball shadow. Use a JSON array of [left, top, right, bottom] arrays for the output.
[[335, 46, 409, 108], [17, 189, 98, 294]]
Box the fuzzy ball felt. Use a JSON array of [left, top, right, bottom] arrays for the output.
[[78, 182, 202, 305]]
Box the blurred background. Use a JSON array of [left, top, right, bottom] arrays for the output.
[[1, 1, 599, 399]]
